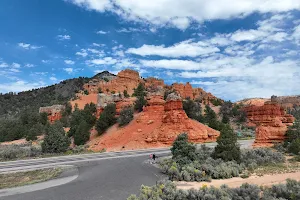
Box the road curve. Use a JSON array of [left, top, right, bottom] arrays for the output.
[[0, 140, 254, 200]]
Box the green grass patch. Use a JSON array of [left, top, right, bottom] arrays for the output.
[[0, 168, 63, 189]]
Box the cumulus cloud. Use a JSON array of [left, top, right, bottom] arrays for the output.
[[127, 40, 219, 57], [57, 35, 71, 40], [87, 57, 118, 65], [63, 68, 74, 74], [0, 80, 45, 93], [18, 43, 42, 50], [64, 60, 75, 65], [96, 30, 108, 34], [67, 0, 300, 29]]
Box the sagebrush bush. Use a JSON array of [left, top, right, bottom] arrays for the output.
[[118, 106, 134, 126], [0, 145, 42, 161], [241, 148, 285, 168], [128, 179, 300, 200]]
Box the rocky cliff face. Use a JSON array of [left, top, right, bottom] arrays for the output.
[[244, 102, 295, 147], [84, 69, 142, 95], [171, 82, 220, 104], [39, 105, 65, 123], [89, 94, 219, 151]]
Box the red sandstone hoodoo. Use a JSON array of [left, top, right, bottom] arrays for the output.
[[244, 101, 295, 147]]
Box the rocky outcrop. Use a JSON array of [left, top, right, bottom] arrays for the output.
[[172, 83, 194, 99], [89, 94, 219, 151], [83, 69, 142, 95], [271, 95, 300, 109], [244, 102, 295, 147], [171, 82, 221, 104], [39, 105, 65, 123]]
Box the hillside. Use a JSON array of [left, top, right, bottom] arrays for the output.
[[0, 71, 116, 119]]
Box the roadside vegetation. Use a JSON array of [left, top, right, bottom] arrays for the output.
[[160, 133, 285, 182], [127, 179, 300, 200], [0, 168, 63, 189]]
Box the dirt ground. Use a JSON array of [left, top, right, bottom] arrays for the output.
[[176, 171, 300, 189]]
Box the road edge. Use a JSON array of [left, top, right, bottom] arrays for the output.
[[0, 165, 79, 197]]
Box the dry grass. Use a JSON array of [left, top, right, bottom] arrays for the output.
[[0, 168, 63, 189]]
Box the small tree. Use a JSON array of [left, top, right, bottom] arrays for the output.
[[98, 88, 103, 93], [170, 133, 197, 166], [134, 96, 147, 112], [118, 106, 134, 126], [74, 120, 90, 146], [183, 98, 204, 122], [212, 124, 241, 162], [123, 90, 130, 98], [84, 90, 89, 95], [42, 122, 70, 153], [204, 105, 217, 123], [133, 83, 146, 97], [96, 103, 116, 135]]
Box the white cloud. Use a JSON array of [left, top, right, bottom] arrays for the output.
[[42, 60, 51, 64], [76, 49, 88, 57], [25, 64, 35, 68], [68, 0, 300, 29], [231, 29, 267, 42], [57, 35, 71, 40], [63, 68, 74, 74], [0, 80, 45, 93], [11, 63, 21, 68], [97, 30, 108, 34], [141, 59, 202, 70], [87, 57, 118, 65], [292, 25, 300, 44], [64, 60, 75, 65], [50, 76, 58, 81], [18, 42, 42, 50], [0, 62, 8, 68], [127, 40, 219, 57], [116, 27, 146, 33], [171, 17, 190, 30]]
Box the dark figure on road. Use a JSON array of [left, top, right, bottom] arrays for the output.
[[152, 154, 156, 161]]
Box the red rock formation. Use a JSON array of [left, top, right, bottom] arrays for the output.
[[172, 83, 193, 99], [39, 105, 65, 123], [115, 98, 135, 114], [244, 102, 295, 147], [83, 69, 142, 95], [145, 77, 164, 88], [172, 82, 221, 105], [89, 95, 220, 151]]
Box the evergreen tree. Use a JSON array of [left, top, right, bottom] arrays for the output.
[[204, 105, 217, 123], [183, 98, 204, 122], [118, 106, 134, 126], [170, 133, 197, 166], [42, 122, 70, 153], [212, 125, 241, 162], [123, 90, 130, 98], [134, 96, 147, 112], [96, 103, 116, 135], [74, 120, 90, 145], [132, 83, 146, 97]]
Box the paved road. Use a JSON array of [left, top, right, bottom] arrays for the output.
[[0, 140, 254, 200]]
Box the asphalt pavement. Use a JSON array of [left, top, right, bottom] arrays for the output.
[[0, 139, 254, 200]]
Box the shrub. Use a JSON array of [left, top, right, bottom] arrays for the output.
[[241, 148, 285, 167], [0, 145, 42, 161], [170, 133, 197, 166], [134, 96, 147, 112], [288, 138, 300, 155], [73, 120, 90, 146], [123, 90, 130, 98], [212, 125, 241, 162], [118, 106, 134, 126], [98, 88, 103, 93], [84, 90, 89, 95], [183, 98, 204, 122], [96, 103, 116, 135], [41, 122, 70, 153]]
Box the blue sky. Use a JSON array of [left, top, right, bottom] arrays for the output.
[[0, 0, 300, 101]]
